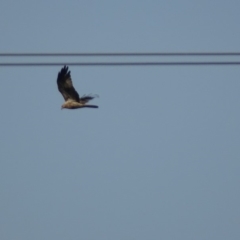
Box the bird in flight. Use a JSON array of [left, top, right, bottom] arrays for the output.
[[57, 65, 98, 109]]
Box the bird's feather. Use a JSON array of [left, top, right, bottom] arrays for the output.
[[57, 66, 80, 101], [79, 94, 99, 104]]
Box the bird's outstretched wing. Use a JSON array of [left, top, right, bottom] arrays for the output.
[[57, 66, 80, 101]]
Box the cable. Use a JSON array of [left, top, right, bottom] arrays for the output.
[[1, 52, 240, 57], [1, 52, 240, 66], [1, 62, 240, 66]]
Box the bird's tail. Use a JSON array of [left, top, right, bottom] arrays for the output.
[[79, 94, 99, 104]]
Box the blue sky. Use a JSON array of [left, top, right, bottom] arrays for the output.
[[1, 1, 240, 239]]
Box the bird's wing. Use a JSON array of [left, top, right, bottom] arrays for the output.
[[57, 66, 80, 101]]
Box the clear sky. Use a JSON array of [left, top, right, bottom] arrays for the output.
[[1, 1, 240, 239]]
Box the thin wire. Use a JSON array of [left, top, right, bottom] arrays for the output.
[[1, 52, 240, 57], [1, 62, 240, 66]]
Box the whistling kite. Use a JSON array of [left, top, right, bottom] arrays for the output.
[[57, 66, 98, 109]]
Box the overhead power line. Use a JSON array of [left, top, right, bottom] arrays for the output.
[[1, 62, 240, 67], [1, 52, 240, 57], [1, 52, 240, 66]]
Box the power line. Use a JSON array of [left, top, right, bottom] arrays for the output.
[[1, 52, 240, 57], [1, 62, 240, 67], [1, 52, 240, 66]]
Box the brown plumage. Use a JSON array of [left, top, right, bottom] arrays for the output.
[[57, 66, 98, 109]]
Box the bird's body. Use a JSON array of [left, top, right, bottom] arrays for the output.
[[57, 66, 98, 109], [61, 99, 98, 109]]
